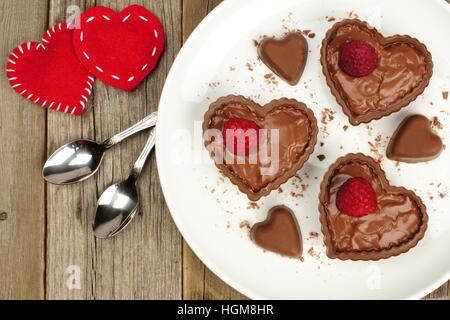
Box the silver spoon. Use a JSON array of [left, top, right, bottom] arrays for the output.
[[42, 112, 157, 185], [93, 127, 156, 239]]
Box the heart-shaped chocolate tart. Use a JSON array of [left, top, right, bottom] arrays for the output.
[[318, 153, 428, 260], [251, 206, 302, 258], [258, 32, 308, 85], [321, 19, 433, 125], [203, 95, 318, 201], [387, 115, 443, 163]]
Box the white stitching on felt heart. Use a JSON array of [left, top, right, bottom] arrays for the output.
[[80, 13, 159, 85], [6, 22, 94, 115], [122, 14, 131, 22]]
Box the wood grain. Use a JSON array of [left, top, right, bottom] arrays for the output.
[[0, 0, 448, 300], [181, 0, 247, 300], [45, 0, 182, 299], [0, 0, 48, 300]]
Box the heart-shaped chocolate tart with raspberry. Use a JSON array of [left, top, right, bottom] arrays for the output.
[[258, 32, 308, 85], [318, 153, 428, 260], [203, 95, 318, 201], [251, 206, 302, 258], [321, 19, 433, 126], [387, 115, 443, 163]]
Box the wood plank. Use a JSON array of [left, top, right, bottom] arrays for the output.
[[45, 0, 182, 299], [425, 283, 449, 300], [0, 0, 48, 300], [181, 0, 247, 300], [45, 0, 97, 300]]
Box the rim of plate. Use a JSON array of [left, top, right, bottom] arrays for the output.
[[156, 0, 450, 299]]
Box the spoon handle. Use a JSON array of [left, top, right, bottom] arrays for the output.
[[130, 128, 157, 179], [103, 112, 158, 149]]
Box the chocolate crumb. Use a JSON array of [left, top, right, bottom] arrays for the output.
[[240, 220, 251, 229], [247, 202, 260, 210], [317, 154, 326, 161], [263, 73, 278, 85], [278, 187, 283, 193], [307, 247, 320, 259], [431, 116, 443, 130], [208, 81, 220, 88], [439, 192, 446, 199], [327, 16, 336, 22], [307, 32, 315, 39], [0, 212, 7, 221], [321, 108, 335, 125], [253, 39, 259, 47], [368, 134, 384, 162], [320, 142, 324, 147], [443, 91, 449, 100], [347, 10, 359, 19], [343, 125, 349, 131], [246, 62, 254, 71], [308, 232, 319, 240]]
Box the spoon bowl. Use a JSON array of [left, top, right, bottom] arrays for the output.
[[93, 127, 156, 239], [93, 177, 138, 239], [43, 140, 105, 185]]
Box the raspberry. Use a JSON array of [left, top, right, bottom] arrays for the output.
[[222, 118, 260, 156], [336, 177, 378, 217], [338, 40, 378, 77]]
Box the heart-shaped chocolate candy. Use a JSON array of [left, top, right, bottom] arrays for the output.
[[251, 206, 302, 258], [318, 153, 428, 260], [320, 19, 433, 125], [203, 95, 318, 201], [387, 115, 443, 163], [258, 32, 308, 85]]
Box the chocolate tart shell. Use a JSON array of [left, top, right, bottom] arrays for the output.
[[320, 19, 433, 126], [203, 95, 318, 201], [318, 153, 428, 261]]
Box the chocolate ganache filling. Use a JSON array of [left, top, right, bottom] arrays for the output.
[[321, 19, 433, 125]]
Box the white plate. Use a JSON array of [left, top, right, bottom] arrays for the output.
[[156, 0, 450, 299]]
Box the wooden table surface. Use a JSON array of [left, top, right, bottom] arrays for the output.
[[0, 0, 448, 300]]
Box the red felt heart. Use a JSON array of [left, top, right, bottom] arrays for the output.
[[72, 5, 165, 91], [6, 22, 94, 115]]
